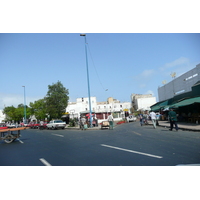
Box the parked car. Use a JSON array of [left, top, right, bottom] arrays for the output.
[[6, 123, 17, 128], [128, 115, 137, 122], [23, 123, 29, 127], [46, 120, 66, 130], [27, 122, 39, 129], [0, 124, 8, 130]]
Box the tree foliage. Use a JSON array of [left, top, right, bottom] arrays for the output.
[[3, 104, 31, 122], [29, 98, 47, 120], [3, 81, 69, 122], [45, 81, 69, 120]]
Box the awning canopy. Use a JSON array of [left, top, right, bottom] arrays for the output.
[[151, 97, 200, 111], [150, 100, 169, 112], [167, 97, 200, 109]]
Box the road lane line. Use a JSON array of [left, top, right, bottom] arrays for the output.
[[39, 158, 52, 166], [132, 131, 141, 136], [52, 134, 64, 137], [17, 139, 24, 144], [101, 144, 163, 159]]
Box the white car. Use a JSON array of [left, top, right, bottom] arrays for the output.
[[7, 123, 17, 128], [127, 115, 137, 122], [46, 120, 66, 130]]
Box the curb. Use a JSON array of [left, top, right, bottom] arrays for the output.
[[147, 123, 200, 132]]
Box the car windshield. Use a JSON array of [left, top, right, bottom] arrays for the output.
[[54, 120, 63, 123]]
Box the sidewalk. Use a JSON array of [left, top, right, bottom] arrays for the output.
[[65, 121, 200, 132], [147, 120, 200, 132]]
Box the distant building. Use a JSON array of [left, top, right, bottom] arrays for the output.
[[131, 93, 157, 111], [158, 63, 200, 102], [65, 97, 131, 122], [0, 110, 5, 123]]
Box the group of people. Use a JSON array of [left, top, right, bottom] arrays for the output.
[[79, 114, 114, 130], [79, 108, 179, 131], [140, 109, 179, 131], [79, 115, 99, 130]]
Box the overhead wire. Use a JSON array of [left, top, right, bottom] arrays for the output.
[[86, 40, 107, 92]]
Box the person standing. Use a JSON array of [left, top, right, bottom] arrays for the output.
[[107, 114, 114, 130], [168, 108, 179, 131], [149, 111, 157, 128]]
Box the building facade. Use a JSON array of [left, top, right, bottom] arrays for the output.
[[158, 63, 200, 102], [0, 110, 5, 123], [131, 93, 156, 111], [66, 97, 131, 122]]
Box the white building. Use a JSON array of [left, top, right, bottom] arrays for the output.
[[0, 110, 5, 123], [66, 97, 131, 122], [131, 93, 157, 111]]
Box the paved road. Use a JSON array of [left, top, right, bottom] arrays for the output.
[[1, 122, 200, 166]]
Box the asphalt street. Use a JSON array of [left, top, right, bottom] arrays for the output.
[[1, 122, 200, 166]]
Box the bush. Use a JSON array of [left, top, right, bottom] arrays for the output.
[[69, 118, 77, 127]]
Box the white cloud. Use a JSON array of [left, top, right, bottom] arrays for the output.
[[0, 93, 43, 110], [159, 57, 189, 71], [141, 69, 155, 78], [139, 83, 146, 88], [145, 90, 154, 96]]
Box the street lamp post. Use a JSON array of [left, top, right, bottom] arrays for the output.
[[22, 86, 26, 124], [80, 34, 92, 128], [105, 89, 108, 117]]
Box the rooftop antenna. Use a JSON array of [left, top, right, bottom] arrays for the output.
[[162, 80, 167, 85], [170, 72, 176, 79]]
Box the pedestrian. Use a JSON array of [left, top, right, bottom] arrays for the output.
[[156, 112, 160, 126], [125, 111, 129, 123], [126, 116, 130, 123], [80, 115, 86, 130], [107, 113, 114, 130], [168, 108, 179, 131], [143, 111, 149, 125], [149, 111, 157, 128], [139, 114, 144, 126]]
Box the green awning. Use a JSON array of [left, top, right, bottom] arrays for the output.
[[169, 97, 200, 108], [150, 100, 169, 111]]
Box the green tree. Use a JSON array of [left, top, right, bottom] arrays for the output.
[[3, 106, 16, 122], [3, 104, 31, 122], [29, 98, 47, 120], [45, 81, 69, 120]]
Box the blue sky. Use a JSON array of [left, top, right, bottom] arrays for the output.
[[0, 33, 200, 110]]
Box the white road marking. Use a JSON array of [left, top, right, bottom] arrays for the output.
[[39, 158, 52, 166], [17, 139, 24, 144], [101, 144, 163, 159], [132, 131, 141, 136], [52, 134, 64, 137]]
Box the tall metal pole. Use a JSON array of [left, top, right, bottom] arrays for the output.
[[80, 34, 92, 128], [22, 86, 26, 124]]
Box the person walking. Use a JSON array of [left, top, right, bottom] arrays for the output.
[[149, 111, 157, 128], [80, 115, 87, 130], [143, 111, 149, 125], [168, 108, 179, 131], [156, 112, 160, 126], [139, 114, 144, 126], [107, 114, 114, 130]]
